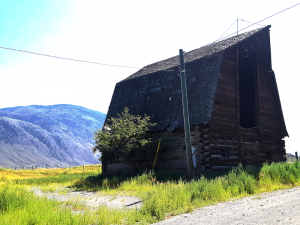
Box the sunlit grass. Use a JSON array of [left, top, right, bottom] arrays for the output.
[[0, 165, 101, 184], [1, 161, 300, 224], [71, 161, 300, 220]]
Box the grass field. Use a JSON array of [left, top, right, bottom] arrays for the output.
[[1, 161, 300, 224]]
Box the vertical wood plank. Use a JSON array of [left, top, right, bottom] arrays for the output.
[[236, 49, 242, 162]]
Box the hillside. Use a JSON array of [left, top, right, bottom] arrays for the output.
[[0, 104, 106, 168]]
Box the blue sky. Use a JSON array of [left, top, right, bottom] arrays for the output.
[[0, 1, 74, 64], [0, 0, 299, 153]]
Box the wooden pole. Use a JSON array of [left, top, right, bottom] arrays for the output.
[[179, 49, 193, 179], [83, 165, 84, 171], [295, 152, 298, 161], [23, 165, 24, 170], [32, 165, 33, 170], [70, 164, 71, 170], [36, 165, 37, 169], [57, 164, 58, 169]]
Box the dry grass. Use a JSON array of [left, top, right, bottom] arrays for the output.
[[0, 165, 100, 183]]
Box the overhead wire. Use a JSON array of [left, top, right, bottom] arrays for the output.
[[215, 2, 300, 42], [240, 19, 265, 27], [0, 46, 177, 72], [0, 46, 141, 69], [0, 3, 299, 71], [215, 19, 238, 42]]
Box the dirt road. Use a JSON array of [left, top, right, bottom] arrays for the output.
[[154, 186, 300, 225]]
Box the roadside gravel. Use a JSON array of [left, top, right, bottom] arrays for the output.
[[154, 186, 300, 225]]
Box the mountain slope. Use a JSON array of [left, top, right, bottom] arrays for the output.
[[0, 104, 106, 168]]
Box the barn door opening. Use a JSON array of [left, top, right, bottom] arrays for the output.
[[239, 54, 256, 128]]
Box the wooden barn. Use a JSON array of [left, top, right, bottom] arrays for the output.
[[104, 25, 288, 173]]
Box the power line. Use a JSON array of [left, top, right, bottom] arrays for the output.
[[0, 46, 177, 72], [216, 18, 265, 42], [1, 3, 299, 71], [215, 19, 237, 42], [0, 46, 141, 69], [240, 19, 265, 27], [216, 2, 300, 42]]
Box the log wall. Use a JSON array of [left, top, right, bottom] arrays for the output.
[[105, 126, 204, 174]]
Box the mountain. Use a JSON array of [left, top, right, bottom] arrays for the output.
[[0, 104, 106, 168]]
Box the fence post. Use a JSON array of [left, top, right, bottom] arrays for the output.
[[36, 165, 37, 169], [83, 165, 84, 171], [46, 164, 47, 169], [15, 166, 16, 170], [57, 164, 58, 169], [32, 165, 33, 170], [70, 164, 71, 170], [23, 165, 24, 170], [295, 152, 298, 161]]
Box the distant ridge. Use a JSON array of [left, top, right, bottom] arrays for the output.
[[0, 104, 106, 168]]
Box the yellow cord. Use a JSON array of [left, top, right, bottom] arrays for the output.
[[153, 142, 161, 170]]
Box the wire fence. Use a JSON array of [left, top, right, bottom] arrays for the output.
[[0, 163, 101, 172]]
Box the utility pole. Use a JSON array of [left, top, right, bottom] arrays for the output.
[[179, 49, 193, 179]]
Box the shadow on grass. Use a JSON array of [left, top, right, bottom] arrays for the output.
[[71, 165, 261, 191]]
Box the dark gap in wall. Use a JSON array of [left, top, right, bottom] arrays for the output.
[[239, 53, 256, 128], [221, 148, 229, 157]]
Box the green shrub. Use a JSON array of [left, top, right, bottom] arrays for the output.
[[259, 161, 300, 185]]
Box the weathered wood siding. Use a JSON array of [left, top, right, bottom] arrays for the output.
[[207, 30, 286, 169], [104, 28, 287, 174]]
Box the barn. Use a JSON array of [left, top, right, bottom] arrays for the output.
[[104, 25, 288, 173]]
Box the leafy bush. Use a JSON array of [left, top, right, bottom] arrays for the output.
[[93, 107, 171, 172]]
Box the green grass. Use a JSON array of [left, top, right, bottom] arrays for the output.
[[0, 184, 151, 225], [14, 171, 97, 186], [0, 184, 94, 225], [1, 161, 300, 224], [71, 161, 300, 221]]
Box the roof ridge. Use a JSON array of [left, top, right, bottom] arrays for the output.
[[122, 25, 270, 82]]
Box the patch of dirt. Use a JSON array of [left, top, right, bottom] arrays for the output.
[[31, 186, 142, 210]]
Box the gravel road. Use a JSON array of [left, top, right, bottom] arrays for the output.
[[154, 186, 300, 225]]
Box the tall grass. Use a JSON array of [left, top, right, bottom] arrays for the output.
[[0, 184, 151, 225], [1, 161, 300, 224], [0, 184, 93, 225], [72, 161, 300, 221]]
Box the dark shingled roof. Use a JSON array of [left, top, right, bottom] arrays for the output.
[[106, 26, 271, 131], [125, 26, 270, 80]]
